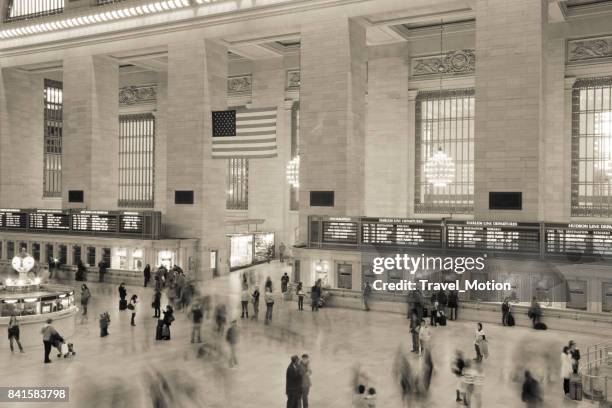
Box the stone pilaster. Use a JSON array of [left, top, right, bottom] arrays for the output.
[[62, 55, 119, 209], [474, 0, 546, 221], [298, 18, 367, 242], [166, 38, 227, 279]]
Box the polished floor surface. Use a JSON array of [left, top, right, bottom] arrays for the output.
[[0, 262, 609, 408]]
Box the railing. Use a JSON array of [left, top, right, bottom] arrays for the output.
[[5, 0, 64, 22], [580, 340, 612, 402]]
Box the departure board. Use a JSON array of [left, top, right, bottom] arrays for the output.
[[546, 223, 612, 257], [322, 219, 359, 244], [361, 218, 443, 248], [446, 221, 540, 253], [71, 211, 118, 233], [119, 213, 144, 234], [0, 209, 27, 229], [28, 210, 70, 231]]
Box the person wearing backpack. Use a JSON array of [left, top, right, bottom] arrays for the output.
[[128, 294, 138, 326]]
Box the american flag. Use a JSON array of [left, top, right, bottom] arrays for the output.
[[211, 107, 278, 158]]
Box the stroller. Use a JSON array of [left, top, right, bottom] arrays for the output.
[[52, 333, 76, 358]]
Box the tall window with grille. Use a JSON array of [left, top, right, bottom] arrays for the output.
[[118, 113, 155, 208], [415, 89, 474, 214], [6, 0, 64, 21], [226, 158, 248, 210], [572, 77, 612, 217], [43, 79, 63, 197]]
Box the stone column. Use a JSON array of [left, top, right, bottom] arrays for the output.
[[165, 37, 227, 280], [474, 0, 546, 221], [62, 55, 119, 209], [298, 18, 367, 242], [0, 68, 44, 207]]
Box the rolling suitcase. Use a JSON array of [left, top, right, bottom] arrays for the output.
[[119, 299, 128, 310], [570, 375, 582, 401], [507, 313, 515, 327]]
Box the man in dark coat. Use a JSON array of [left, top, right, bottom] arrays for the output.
[[521, 370, 542, 407], [98, 260, 107, 283], [143, 264, 151, 287], [286, 355, 303, 408]]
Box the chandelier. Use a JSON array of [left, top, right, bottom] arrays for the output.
[[425, 147, 455, 187], [286, 156, 300, 188], [424, 20, 455, 189]]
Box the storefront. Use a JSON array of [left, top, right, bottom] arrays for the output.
[[228, 232, 274, 271]]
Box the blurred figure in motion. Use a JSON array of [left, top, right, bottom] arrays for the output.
[[365, 387, 377, 408], [392, 348, 414, 406], [251, 286, 260, 320], [299, 354, 312, 408], [281, 272, 289, 294], [240, 283, 250, 319], [214, 302, 227, 334], [99, 311, 110, 337], [226, 320, 238, 368], [521, 370, 543, 408], [352, 384, 367, 408], [264, 287, 274, 324], [189, 302, 203, 343], [474, 322, 486, 362], [419, 320, 431, 355], [286, 355, 303, 408], [152, 288, 162, 318], [363, 281, 372, 311], [161, 305, 175, 340], [452, 350, 467, 403], [311, 279, 322, 312], [560, 346, 572, 398], [143, 263, 151, 287], [297, 282, 305, 311], [409, 311, 420, 353], [265, 276, 273, 292], [462, 360, 484, 408], [146, 368, 203, 408], [80, 284, 91, 324], [568, 340, 580, 374]]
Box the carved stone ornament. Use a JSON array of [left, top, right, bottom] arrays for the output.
[[568, 36, 612, 63], [411, 49, 475, 77], [286, 69, 300, 90], [227, 75, 252, 97], [119, 85, 157, 106]]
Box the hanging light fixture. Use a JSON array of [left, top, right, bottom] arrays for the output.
[[286, 156, 300, 188], [424, 19, 455, 189]]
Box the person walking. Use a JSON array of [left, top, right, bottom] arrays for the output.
[[214, 303, 227, 334], [264, 287, 274, 324], [474, 322, 487, 362], [128, 294, 138, 326], [409, 311, 420, 353], [189, 303, 203, 343], [80, 284, 91, 324], [8, 315, 24, 353], [296, 282, 305, 311], [279, 242, 286, 263], [76, 260, 87, 281], [281, 273, 290, 294], [502, 297, 510, 326], [98, 259, 107, 283], [521, 370, 543, 408], [286, 355, 303, 408], [118, 283, 127, 311], [152, 288, 161, 318], [161, 305, 175, 340], [429, 291, 438, 327], [528, 297, 542, 328], [265, 276, 273, 293], [251, 286, 260, 320], [226, 320, 239, 368], [569, 340, 581, 374], [41, 319, 59, 363], [240, 284, 250, 319], [143, 264, 151, 287], [561, 346, 573, 398], [363, 281, 372, 311], [99, 311, 111, 337], [437, 289, 448, 318], [311, 280, 322, 312], [419, 319, 431, 355], [448, 289, 458, 321], [299, 354, 312, 408]]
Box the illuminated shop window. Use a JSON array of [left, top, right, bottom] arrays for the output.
[[6, 0, 64, 22], [226, 158, 248, 210], [572, 77, 612, 217], [415, 89, 474, 214], [118, 113, 155, 208], [43, 79, 63, 198]]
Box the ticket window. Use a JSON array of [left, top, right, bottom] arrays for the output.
[[158, 250, 175, 269], [32, 243, 41, 262], [72, 246, 82, 265], [566, 280, 588, 310], [337, 263, 353, 290], [603, 283, 612, 312], [313, 260, 330, 287], [7, 241, 15, 259], [132, 249, 144, 271], [87, 247, 96, 267]]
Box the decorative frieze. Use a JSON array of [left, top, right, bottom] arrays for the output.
[[227, 75, 252, 97], [286, 69, 300, 90], [568, 36, 612, 63], [411, 50, 475, 78], [119, 85, 157, 106]]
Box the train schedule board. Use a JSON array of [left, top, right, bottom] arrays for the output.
[[361, 218, 443, 248], [321, 218, 359, 244], [545, 223, 612, 257], [446, 220, 540, 253]]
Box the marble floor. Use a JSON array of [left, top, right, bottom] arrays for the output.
[[0, 261, 610, 408]]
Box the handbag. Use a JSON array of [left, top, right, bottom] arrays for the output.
[[480, 339, 489, 358], [127, 304, 135, 311]]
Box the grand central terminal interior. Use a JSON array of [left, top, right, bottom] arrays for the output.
[[0, 0, 611, 407]]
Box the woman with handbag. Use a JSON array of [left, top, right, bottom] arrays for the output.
[[474, 322, 487, 362], [8, 315, 24, 353]]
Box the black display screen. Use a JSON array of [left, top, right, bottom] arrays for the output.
[[446, 221, 540, 253], [119, 214, 144, 234], [361, 218, 443, 248], [0, 209, 27, 229], [322, 220, 358, 244], [71, 212, 118, 233], [28, 211, 70, 231]]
